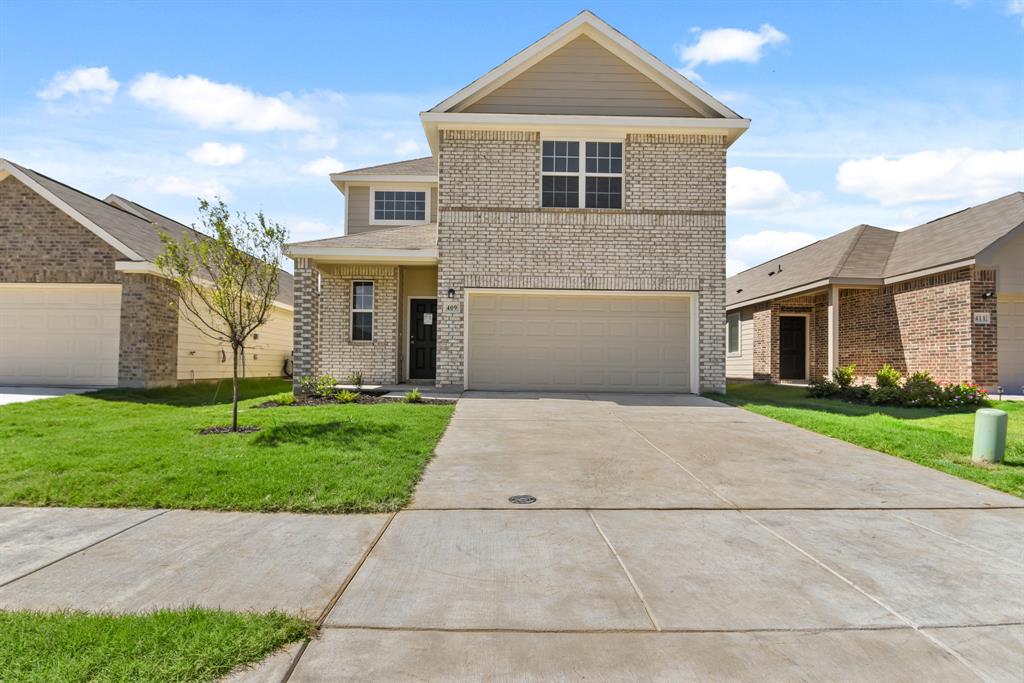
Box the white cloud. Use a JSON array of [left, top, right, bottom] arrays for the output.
[[394, 139, 422, 157], [1008, 0, 1024, 26], [727, 166, 813, 213], [677, 24, 787, 79], [129, 73, 317, 132], [153, 176, 232, 201], [187, 142, 246, 166], [37, 67, 119, 104], [727, 230, 818, 275], [301, 156, 344, 176], [837, 148, 1024, 205]]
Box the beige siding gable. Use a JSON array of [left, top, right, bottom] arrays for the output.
[[462, 35, 702, 117], [346, 185, 438, 235]]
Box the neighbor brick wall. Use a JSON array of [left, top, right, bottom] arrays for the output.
[[118, 274, 178, 387], [318, 264, 399, 385], [970, 268, 998, 388], [436, 130, 728, 392], [291, 258, 320, 389], [838, 267, 993, 385], [0, 176, 122, 282], [751, 303, 771, 381]]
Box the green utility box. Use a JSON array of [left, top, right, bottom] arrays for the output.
[[972, 408, 1008, 464]]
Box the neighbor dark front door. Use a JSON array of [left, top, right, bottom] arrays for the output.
[[409, 299, 437, 380], [779, 316, 807, 380]]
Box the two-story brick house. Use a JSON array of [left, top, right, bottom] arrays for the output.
[[287, 11, 748, 393]]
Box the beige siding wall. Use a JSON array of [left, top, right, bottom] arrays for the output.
[[462, 36, 701, 117], [346, 185, 438, 235], [980, 229, 1024, 390], [725, 309, 754, 379], [177, 303, 293, 380]]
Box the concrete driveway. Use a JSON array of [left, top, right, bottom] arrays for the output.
[[1, 393, 1022, 682], [0, 386, 91, 405]]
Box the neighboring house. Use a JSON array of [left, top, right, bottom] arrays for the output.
[[286, 11, 749, 393], [725, 193, 1024, 393], [0, 158, 294, 388]]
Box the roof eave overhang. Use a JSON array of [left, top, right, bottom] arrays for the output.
[[420, 112, 750, 156], [725, 277, 883, 310], [114, 261, 294, 311], [285, 246, 439, 266], [882, 258, 976, 285]]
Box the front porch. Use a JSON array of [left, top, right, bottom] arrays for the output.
[[287, 224, 441, 389]]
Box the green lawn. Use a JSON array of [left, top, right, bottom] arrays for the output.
[[0, 379, 454, 512], [0, 608, 312, 683], [712, 382, 1024, 499]]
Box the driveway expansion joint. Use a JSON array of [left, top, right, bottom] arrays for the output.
[[587, 510, 661, 632]]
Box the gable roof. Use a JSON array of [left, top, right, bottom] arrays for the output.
[[430, 11, 739, 119], [106, 194, 294, 307], [331, 157, 436, 180], [883, 192, 1024, 279], [0, 159, 291, 306], [727, 192, 1024, 309]]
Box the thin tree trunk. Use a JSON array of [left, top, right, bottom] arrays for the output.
[[232, 345, 239, 432]]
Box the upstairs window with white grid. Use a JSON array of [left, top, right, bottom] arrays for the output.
[[541, 140, 622, 209]]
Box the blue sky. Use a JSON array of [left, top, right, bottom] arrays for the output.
[[2, 1, 1022, 274]]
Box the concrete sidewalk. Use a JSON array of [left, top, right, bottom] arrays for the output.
[[1, 393, 1022, 681]]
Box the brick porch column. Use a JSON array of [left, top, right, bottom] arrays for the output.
[[292, 258, 320, 392], [118, 273, 178, 388]]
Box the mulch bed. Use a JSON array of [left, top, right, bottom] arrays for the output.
[[257, 394, 456, 408], [198, 425, 262, 435]]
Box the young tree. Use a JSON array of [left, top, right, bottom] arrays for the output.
[[156, 199, 287, 432]]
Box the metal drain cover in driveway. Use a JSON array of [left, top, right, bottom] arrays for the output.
[[508, 495, 537, 505]]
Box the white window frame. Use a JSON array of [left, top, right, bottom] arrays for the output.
[[540, 137, 624, 210], [727, 312, 741, 356], [351, 280, 374, 342], [368, 185, 431, 226]]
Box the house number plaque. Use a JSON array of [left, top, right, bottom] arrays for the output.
[[442, 301, 462, 314]]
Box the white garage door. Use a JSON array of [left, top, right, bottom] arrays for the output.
[[467, 291, 693, 392], [0, 285, 121, 386], [998, 294, 1024, 394]]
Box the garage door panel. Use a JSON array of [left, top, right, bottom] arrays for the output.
[[998, 297, 1024, 392], [0, 285, 121, 386], [468, 292, 691, 392]]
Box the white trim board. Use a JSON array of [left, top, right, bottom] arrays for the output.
[[284, 246, 438, 265], [462, 288, 700, 394]]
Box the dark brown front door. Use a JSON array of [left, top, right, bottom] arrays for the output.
[[409, 299, 437, 380], [779, 316, 807, 380]]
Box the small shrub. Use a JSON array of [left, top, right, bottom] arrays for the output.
[[297, 375, 316, 395], [837, 384, 872, 402], [876, 363, 902, 389], [335, 389, 359, 403], [832, 363, 856, 388], [404, 388, 422, 403], [808, 378, 839, 398], [347, 371, 363, 388], [314, 374, 338, 398], [869, 385, 903, 405], [938, 382, 988, 408], [903, 371, 940, 407]]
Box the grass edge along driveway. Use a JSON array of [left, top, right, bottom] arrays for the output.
[[710, 381, 1023, 499], [0, 608, 312, 683], [0, 379, 454, 513]]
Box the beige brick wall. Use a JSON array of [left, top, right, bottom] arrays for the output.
[[436, 129, 727, 392], [117, 273, 178, 388], [318, 264, 399, 385]]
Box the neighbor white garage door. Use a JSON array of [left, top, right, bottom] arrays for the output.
[[998, 294, 1024, 394], [0, 285, 121, 386], [466, 291, 693, 392]]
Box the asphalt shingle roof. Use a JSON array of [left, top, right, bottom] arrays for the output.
[[8, 161, 292, 306], [289, 223, 438, 251], [332, 156, 437, 177], [727, 192, 1024, 308]]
